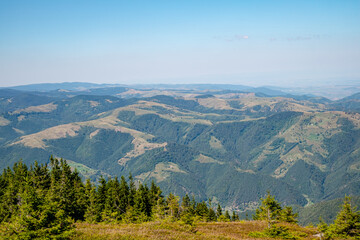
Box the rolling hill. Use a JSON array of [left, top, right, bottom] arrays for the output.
[[0, 84, 359, 218]]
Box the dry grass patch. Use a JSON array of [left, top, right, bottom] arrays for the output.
[[118, 138, 167, 166], [13, 123, 81, 148], [233, 97, 325, 113], [136, 162, 186, 182], [195, 154, 224, 165], [209, 136, 226, 152], [0, 116, 10, 126], [12, 103, 57, 114], [197, 98, 233, 110], [73, 221, 318, 240], [88, 100, 100, 107], [74, 222, 200, 240]]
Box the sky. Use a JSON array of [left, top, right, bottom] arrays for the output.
[[0, 0, 359, 87]]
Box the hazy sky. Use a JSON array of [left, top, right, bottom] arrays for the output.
[[0, 0, 359, 87]]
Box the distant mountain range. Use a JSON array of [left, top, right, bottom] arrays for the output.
[[0, 82, 359, 223], [4, 81, 360, 99]]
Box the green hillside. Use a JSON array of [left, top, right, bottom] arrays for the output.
[[296, 196, 360, 225], [0, 88, 360, 216]]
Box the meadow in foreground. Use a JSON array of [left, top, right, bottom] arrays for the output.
[[73, 220, 318, 240]]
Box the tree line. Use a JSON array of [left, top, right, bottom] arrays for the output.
[[0, 157, 359, 239], [0, 158, 241, 239]]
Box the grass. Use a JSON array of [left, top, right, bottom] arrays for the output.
[[12, 102, 58, 114], [135, 162, 187, 182], [0, 116, 10, 126], [73, 221, 318, 240], [13, 123, 82, 148], [195, 154, 224, 164], [196, 98, 233, 110]]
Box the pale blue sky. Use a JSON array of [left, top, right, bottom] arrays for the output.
[[0, 0, 359, 87]]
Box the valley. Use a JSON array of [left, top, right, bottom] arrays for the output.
[[0, 83, 360, 220]]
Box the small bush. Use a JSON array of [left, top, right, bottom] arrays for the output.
[[249, 225, 300, 240]]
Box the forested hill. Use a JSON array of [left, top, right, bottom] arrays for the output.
[[0, 85, 359, 214]]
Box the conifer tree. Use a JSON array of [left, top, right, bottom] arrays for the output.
[[97, 176, 108, 215], [166, 193, 180, 220], [253, 192, 282, 225], [30, 161, 50, 192], [0, 171, 6, 221], [0, 167, 18, 222], [189, 195, 197, 215], [196, 201, 209, 220], [253, 191, 297, 227], [153, 196, 166, 220], [207, 208, 217, 222], [279, 206, 298, 224], [225, 210, 231, 221], [149, 180, 162, 207], [216, 203, 222, 218], [317, 218, 328, 240], [84, 179, 100, 223], [102, 177, 123, 222], [134, 183, 152, 221], [181, 194, 191, 215], [118, 176, 130, 215], [232, 211, 239, 221], [8, 176, 44, 238], [128, 173, 137, 207], [207, 199, 217, 221], [327, 196, 360, 238]]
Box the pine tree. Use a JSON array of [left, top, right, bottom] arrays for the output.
[[6, 162, 75, 239], [97, 176, 108, 215], [102, 178, 122, 222], [0, 170, 6, 222], [0, 167, 18, 222], [207, 199, 217, 221], [253, 192, 282, 226], [149, 180, 162, 207], [189, 195, 197, 216], [166, 193, 180, 220], [232, 211, 239, 221], [327, 196, 360, 238], [196, 201, 209, 220], [133, 183, 152, 221], [216, 203, 222, 218], [70, 168, 87, 221], [181, 194, 191, 215], [84, 179, 100, 223], [30, 161, 50, 192], [317, 218, 328, 240], [8, 176, 44, 239], [118, 176, 129, 215], [225, 210, 231, 221], [128, 173, 136, 207], [207, 208, 217, 222], [279, 206, 298, 224], [153, 196, 166, 221]]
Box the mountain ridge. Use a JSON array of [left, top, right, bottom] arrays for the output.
[[0, 84, 359, 214]]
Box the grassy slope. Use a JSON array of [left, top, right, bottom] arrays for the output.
[[1, 94, 360, 212], [73, 221, 318, 240], [296, 196, 360, 225]]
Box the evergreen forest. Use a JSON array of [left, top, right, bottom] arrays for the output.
[[0, 158, 359, 239]]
